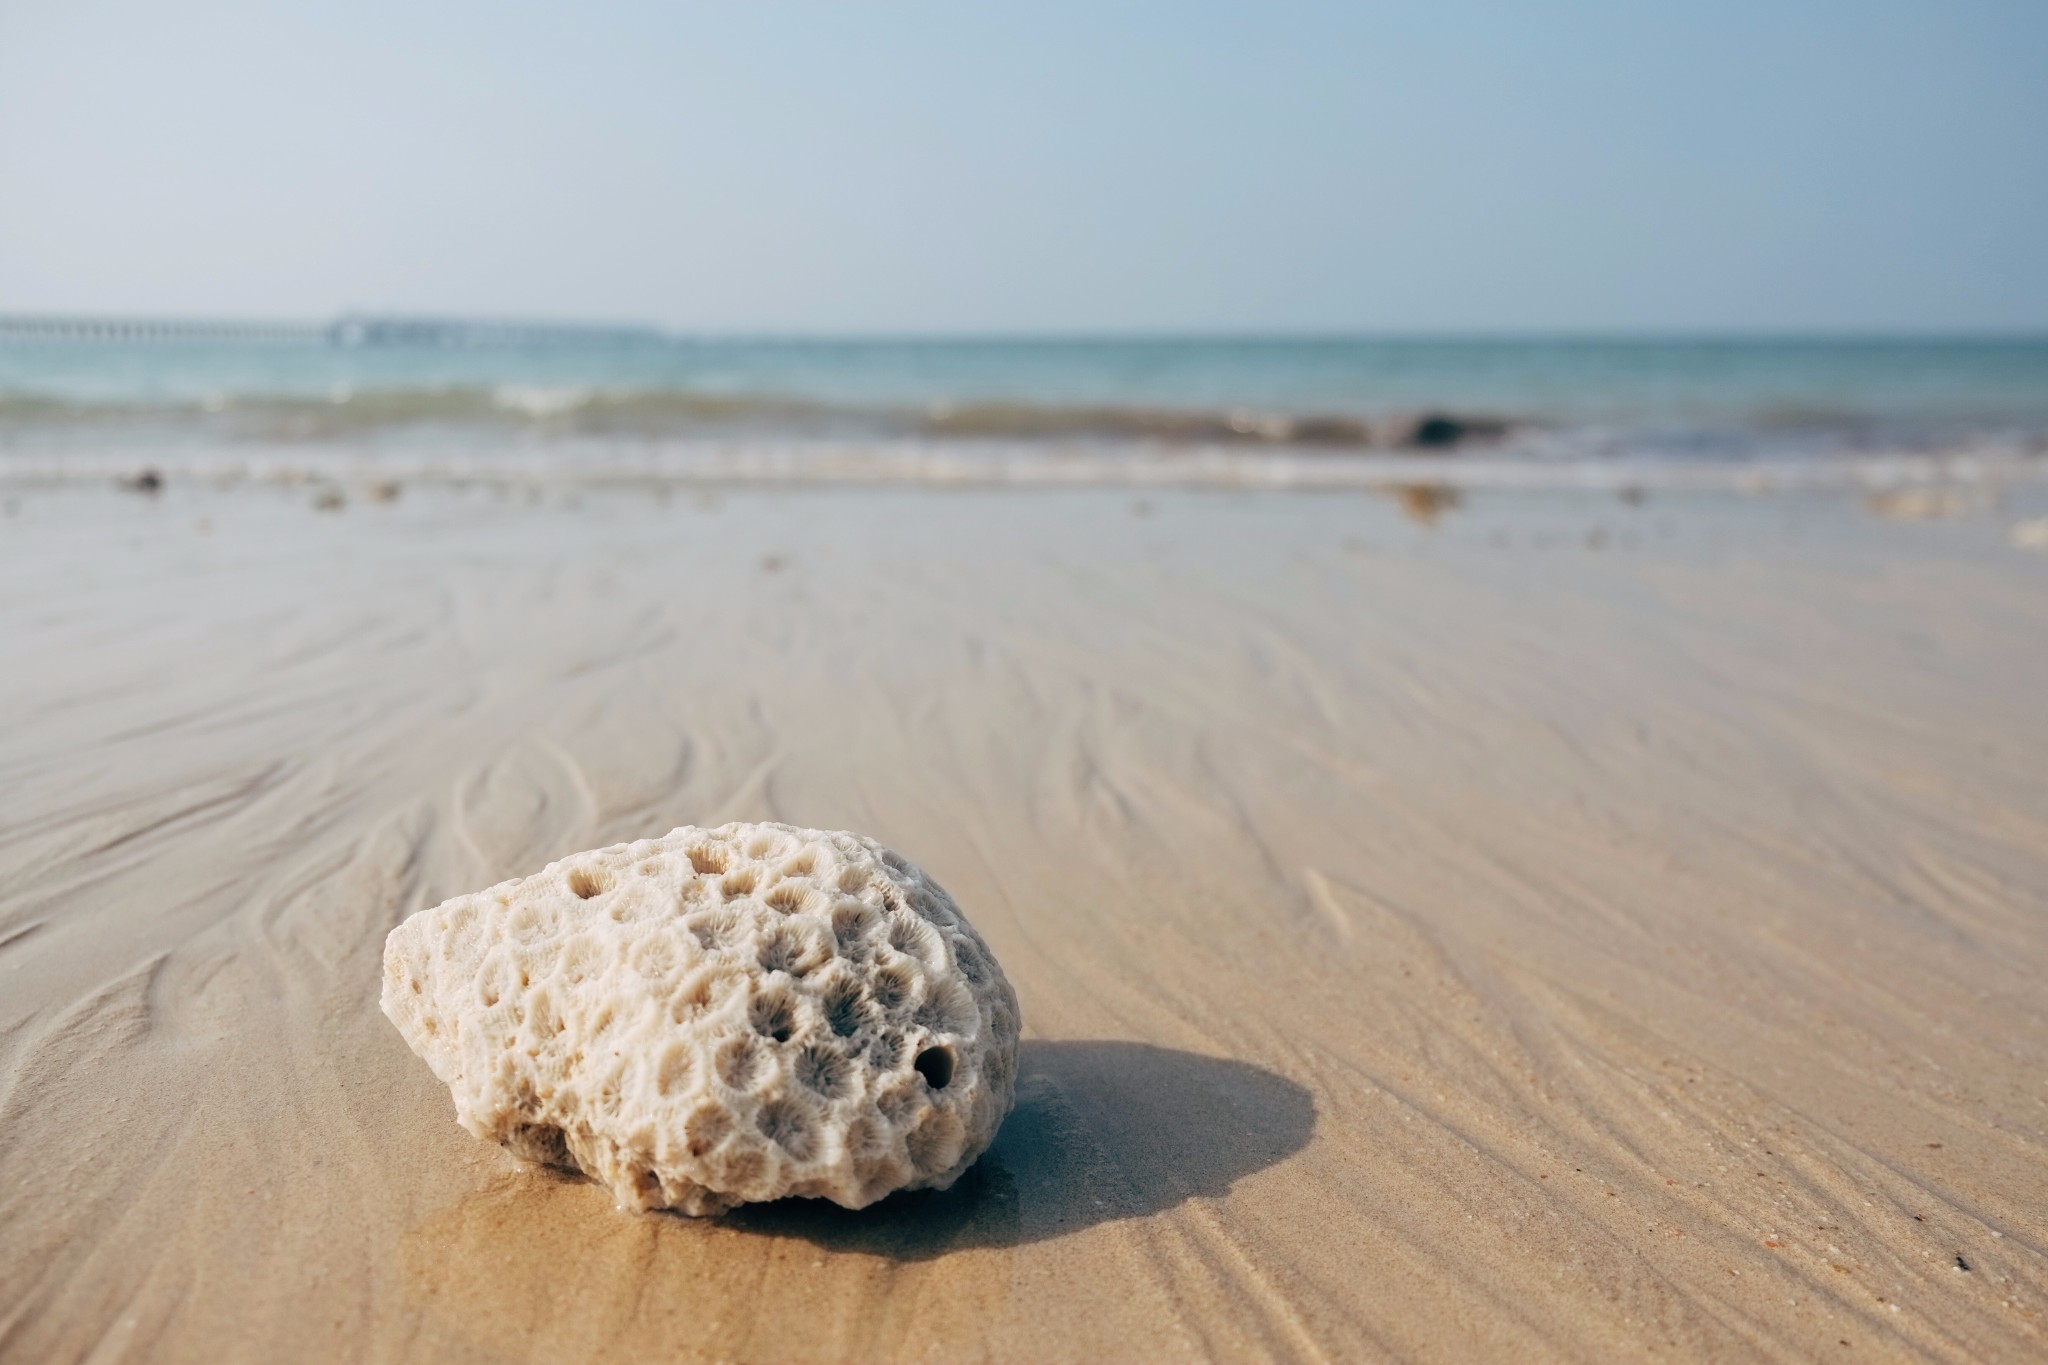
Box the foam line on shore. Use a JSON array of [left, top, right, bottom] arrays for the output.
[[2, 438, 2045, 494]]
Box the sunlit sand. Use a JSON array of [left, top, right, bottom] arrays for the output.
[[2, 482, 2044, 1360]]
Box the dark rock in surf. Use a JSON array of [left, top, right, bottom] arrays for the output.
[[1402, 413, 1509, 450]]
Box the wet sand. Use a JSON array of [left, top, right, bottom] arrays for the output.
[[2, 483, 2046, 1362]]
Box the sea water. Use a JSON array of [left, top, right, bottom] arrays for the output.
[[3, 327, 2044, 483]]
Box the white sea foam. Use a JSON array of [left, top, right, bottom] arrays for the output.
[[2, 437, 2043, 495], [491, 385, 593, 418]]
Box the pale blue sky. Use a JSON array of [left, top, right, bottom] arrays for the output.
[[1, 1, 2043, 332]]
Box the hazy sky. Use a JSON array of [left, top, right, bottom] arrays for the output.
[[2, 1, 2043, 332]]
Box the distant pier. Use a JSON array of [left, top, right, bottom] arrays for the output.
[[0, 315, 325, 344], [0, 314, 664, 347]]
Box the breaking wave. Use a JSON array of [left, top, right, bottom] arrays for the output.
[[0, 384, 1516, 451]]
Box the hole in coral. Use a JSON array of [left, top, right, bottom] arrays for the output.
[[511, 1123, 571, 1168], [715, 1148, 768, 1189], [632, 937, 679, 980], [916, 980, 975, 1034], [764, 882, 812, 915], [685, 908, 735, 952], [795, 1042, 851, 1098], [721, 869, 758, 898], [874, 1076, 916, 1120], [656, 1042, 695, 1095], [561, 937, 605, 984], [782, 851, 816, 877], [672, 969, 726, 1020], [822, 976, 871, 1037], [756, 930, 810, 976], [871, 962, 918, 1012], [887, 915, 936, 961], [830, 901, 877, 952], [843, 1115, 885, 1158], [715, 1035, 763, 1089], [687, 844, 728, 875], [567, 866, 613, 899], [747, 833, 778, 859], [914, 1044, 956, 1089], [684, 1105, 731, 1157], [835, 866, 869, 894], [748, 988, 797, 1042], [755, 1098, 816, 1159], [867, 1032, 905, 1072]]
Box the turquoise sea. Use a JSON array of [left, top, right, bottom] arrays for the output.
[[3, 325, 2045, 474]]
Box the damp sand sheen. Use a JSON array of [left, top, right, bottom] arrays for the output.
[[2, 483, 2046, 1362]]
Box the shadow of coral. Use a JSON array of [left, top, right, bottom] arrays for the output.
[[398, 1043, 1315, 1355], [726, 1039, 1315, 1259]]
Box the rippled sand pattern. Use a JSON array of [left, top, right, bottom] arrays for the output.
[[1, 486, 2045, 1362]]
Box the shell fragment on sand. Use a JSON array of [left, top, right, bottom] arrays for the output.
[[382, 822, 1021, 1215]]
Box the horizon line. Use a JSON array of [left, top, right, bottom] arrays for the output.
[[3, 312, 2046, 345]]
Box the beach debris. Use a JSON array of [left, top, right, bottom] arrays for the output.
[[382, 822, 1021, 1216], [2012, 517, 2048, 552], [312, 487, 346, 512], [1407, 414, 1468, 448], [119, 468, 164, 495], [1403, 413, 1507, 449], [1390, 482, 1461, 525], [366, 480, 402, 503], [1864, 487, 1982, 521]]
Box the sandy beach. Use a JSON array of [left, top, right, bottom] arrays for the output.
[[3, 479, 2046, 1362]]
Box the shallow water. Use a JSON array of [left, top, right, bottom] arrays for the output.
[[4, 333, 2046, 469]]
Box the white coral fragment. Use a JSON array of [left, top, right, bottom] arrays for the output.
[[382, 822, 1020, 1215]]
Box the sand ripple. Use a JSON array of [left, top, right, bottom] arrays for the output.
[[2, 484, 2045, 1361]]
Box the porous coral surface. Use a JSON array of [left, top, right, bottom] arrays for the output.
[[382, 822, 1020, 1215]]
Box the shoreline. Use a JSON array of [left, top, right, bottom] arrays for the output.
[[2, 439, 2046, 497]]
